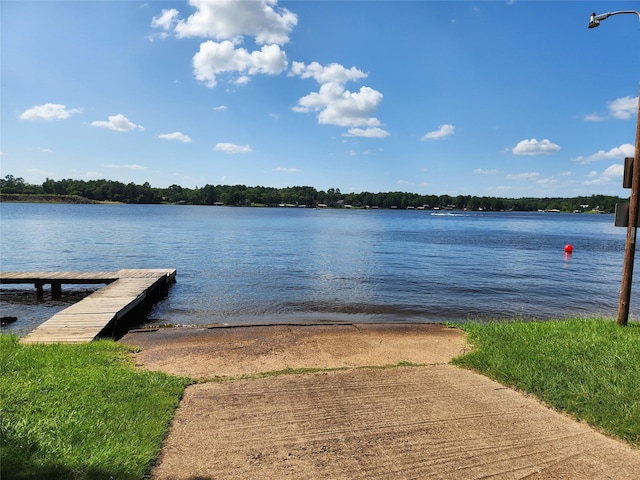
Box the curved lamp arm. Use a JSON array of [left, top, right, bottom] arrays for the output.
[[589, 10, 640, 28]]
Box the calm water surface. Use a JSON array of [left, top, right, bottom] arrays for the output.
[[1, 203, 637, 336]]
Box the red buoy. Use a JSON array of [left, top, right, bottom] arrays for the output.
[[564, 244, 573, 254]]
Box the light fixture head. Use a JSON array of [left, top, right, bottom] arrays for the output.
[[587, 11, 640, 29]]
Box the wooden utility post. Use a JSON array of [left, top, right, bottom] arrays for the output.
[[617, 92, 640, 326]]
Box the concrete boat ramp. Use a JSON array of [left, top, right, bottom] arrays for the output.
[[0, 269, 176, 344]]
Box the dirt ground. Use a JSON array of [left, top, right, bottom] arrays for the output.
[[120, 323, 640, 480]]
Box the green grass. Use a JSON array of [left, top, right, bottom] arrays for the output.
[[0, 335, 191, 480], [452, 318, 640, 445]]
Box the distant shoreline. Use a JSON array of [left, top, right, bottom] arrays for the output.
[[0, 194, 612, 214], [0, 194, 99, 204]]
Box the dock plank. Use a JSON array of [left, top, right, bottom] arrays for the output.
[[61, 299, 141, 314], [12, 269, 176, 344]]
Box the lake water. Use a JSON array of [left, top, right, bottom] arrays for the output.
[[1, 203, 637, 336]]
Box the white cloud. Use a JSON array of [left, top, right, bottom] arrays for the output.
[[601, 164, 624, 181], [158, 131, 192, 143], [276, 167, 300, 172], [103, 164, 147, 170], [608, 96, 638, 120], [290, 61, 367, 84], [19, 103, 82, 120], [172, 0, 297, 45], [151, 8, 179, 30], [535, 177, 558, 186], [212, 105, 228, 111], [473, 168, 501, 175], [290, 61, 384, 132], [585, 96, 638, 121], [318, 86, 382, 127], [506, 172, 540, 181], [192, 40, 288, 87], [573, 143, 634, 164], [158, 3, 385, 136], [344, 127, 389, 138], [421, 124, 455, 141], [214, 142, 252, 154], [91, 114, 144, 132], [511, 138, 560, 155], [584, 164, 624, 185], [39, 148, 54, 153], [293, 81, 383, 127], [233, 75, 251, 85], [153, 1, 296, 86], [584, 113, 606, 122]]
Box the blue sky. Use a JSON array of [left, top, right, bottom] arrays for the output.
[[2, 0, 639, 197]]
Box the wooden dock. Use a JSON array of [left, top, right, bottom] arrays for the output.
[[0, 269, 176, 344]]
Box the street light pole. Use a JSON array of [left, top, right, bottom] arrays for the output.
[[588, 10, 640, 326]]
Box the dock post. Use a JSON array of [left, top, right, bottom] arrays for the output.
[[35, 281, 44, 299], [51, 282, 62, 299]]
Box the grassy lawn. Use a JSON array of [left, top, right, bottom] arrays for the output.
[[452, 318, 640, 446], [0, 335, 191, 480]]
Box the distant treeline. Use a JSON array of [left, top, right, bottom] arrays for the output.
[[0, 174, 625, 212]]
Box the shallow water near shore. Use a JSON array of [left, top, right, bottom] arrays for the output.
[[1, 203, 637, 336]]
